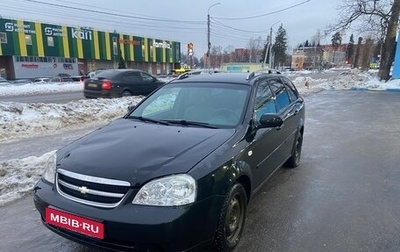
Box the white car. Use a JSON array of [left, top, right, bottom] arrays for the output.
[[0, 77, 11, 85], [33, 77, 50, 83], [88, 70, 104, 79]]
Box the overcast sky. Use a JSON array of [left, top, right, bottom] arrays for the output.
[[1, 0, 347, 57]]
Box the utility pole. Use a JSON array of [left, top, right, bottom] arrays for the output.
[[268, 26, 273, 69], [207, 3, 220, 69], [207, 13, 210, 68], [262, 21, 280, 69]]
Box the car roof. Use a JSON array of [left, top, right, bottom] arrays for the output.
[[95, 69, 144, 77], [171, 71, 285, 87], [101, 69, 142, 73]]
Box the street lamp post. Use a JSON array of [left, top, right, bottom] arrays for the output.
[[207, 2, 220, 69]]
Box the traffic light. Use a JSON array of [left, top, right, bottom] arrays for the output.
[[187, 43, 194, 55]]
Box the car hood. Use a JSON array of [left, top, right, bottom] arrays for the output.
[[57, 118, 235, 186]]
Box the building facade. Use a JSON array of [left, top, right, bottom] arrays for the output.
[[291, 45, 347, 70], [0, 18, 181, 79]]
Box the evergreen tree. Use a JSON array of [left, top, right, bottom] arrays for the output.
[[304, 40, 309, 47], [331, 32, 342, 50], [272, 24, 288, 68]]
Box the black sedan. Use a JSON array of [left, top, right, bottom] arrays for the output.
[[83, 69, 165, 98], [33, 71, 305, 251]]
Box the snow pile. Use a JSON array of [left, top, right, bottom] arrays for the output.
[[1, 70, 400, 205], [0, 96, 143, 142], [0, 151, 55, 205], [0, 82, 83, 96], [292, 69, 400, 95]]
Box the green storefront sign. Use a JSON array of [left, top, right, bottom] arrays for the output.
[[0, 18, 181, 63]]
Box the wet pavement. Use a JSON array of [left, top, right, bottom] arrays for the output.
[[235, 90, 400, 251], [1, 90, 400, 252]]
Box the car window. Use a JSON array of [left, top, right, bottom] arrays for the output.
[[281, 77, 299, 102], [141, 87, 180, 116], [140, 72, 155, 83], [131, 83, 249, 127], [254, 79, 276, 125], [286, 86, 298, 103], [122, 72, 142, 83], [269, 78, 285, 94], [275, 89, 291, 113]]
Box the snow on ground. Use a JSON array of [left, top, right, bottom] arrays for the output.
[[1, 70, 399, 205]]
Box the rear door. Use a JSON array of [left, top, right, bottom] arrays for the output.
[[120, 72, 142, 95], [139, 72, 162, 95]]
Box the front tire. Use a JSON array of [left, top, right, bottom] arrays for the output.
[[285, 132, 303, 168], [213, 183, 247, 251]]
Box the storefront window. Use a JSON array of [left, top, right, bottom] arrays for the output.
[[25, 35, 32, 45], [0, 32, 7, 43], [47, 37, 54, 47]]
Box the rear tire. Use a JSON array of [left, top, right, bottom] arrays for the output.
[[121, 90, 132, 97], [285, 132, 303, 168], [212, 183, 247, 252]]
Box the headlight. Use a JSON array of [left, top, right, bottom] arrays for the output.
[[132, 174, 196, 206], [42, 152, 57, 184]]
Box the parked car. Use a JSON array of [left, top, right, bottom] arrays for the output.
[[49, 76, 74, 83], [83, 69, 165, 98], [0, 77, 11, 85], [55, 73, 72, 78], [33, 71, 305, 251], [11, 79, 33, 85], [87, 69, 104, 79], [33, 77, 50, 83]]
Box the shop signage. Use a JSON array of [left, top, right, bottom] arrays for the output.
[[4, 22, 36, 34], [153, 41, 171, 49], [71, 28, 92, 40], [44, 27, 64, 37], [119, 39, 141, 46], [21, 63, 39, 69]]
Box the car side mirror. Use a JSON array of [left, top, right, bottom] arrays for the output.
[[259, 114, 283, 128]]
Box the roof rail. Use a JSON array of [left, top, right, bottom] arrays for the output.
[[246, 68, 281, 80], [175, 69, 226, 80]]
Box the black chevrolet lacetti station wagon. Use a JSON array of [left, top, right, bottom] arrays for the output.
[[33, 70, 305, 252]]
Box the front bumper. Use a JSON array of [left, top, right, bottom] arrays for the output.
[[33, 179, 224, 252]]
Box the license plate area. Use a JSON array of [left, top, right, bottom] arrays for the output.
[[45, 207, 104, 239], [88, 83, 97, 88]]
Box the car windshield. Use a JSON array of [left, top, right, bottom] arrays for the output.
[[128, 82, 250, 128]]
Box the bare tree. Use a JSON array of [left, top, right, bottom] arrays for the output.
[[247, 37, 264, 63], [327, 0, 400, 80]]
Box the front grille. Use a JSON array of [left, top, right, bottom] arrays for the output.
[[56, 169, 131, 208]]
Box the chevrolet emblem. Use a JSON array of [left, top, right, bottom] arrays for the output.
[[78, 186, 90, 194]]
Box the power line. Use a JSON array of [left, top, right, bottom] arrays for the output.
[[23, 0, 204, 24], [211, 18, 270, 34], [0, 1, 205, 33], [213, 0, 311, 20]]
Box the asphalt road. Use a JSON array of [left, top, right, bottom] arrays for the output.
[[1, 90, 400, 252], [0, 91, 84, 103], [0, 70, 345, 104]]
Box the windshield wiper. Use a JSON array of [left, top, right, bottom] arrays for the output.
[[128, 116, 170, 125], [164, 119, 218, 129]]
